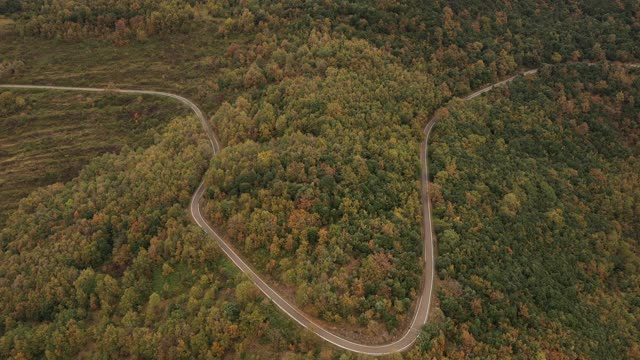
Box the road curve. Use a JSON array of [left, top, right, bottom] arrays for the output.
[[0, 85, 220, 152], [0, 75, 537, 355], [3, 62, 636, 355], [0, 83, 429, 354]]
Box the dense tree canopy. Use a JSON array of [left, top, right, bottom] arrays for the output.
[[0, 115, 331, 358], [4, 0, 201, 43], [1, 0, 639, 357], [202, 34, 441, 339], [410, 64, 640, 359]]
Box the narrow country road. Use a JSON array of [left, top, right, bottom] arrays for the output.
[[3, 62, 635, 355], [0, 73, 540, 356]]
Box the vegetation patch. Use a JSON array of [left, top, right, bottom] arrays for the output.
[[0, 90, 187, 224], [424, 64, 640, 359]]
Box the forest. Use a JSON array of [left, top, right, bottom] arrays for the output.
[[421, 64, 640, 359], [0, 115, 333, 358], [0, 0, 639, 358], [202, 35, 440, 338]]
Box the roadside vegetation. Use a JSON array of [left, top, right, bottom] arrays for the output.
[[202, 35, 441, 341]]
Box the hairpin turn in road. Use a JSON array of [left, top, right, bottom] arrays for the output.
[[5, 63, 635, 355], [0, 72, 537, 356]]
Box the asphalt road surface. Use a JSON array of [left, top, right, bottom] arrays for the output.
[[3, 62, 636, 355]]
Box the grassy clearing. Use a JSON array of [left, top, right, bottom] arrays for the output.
[[0, 17, 14, 25], [0, 89, 189, 224], [0, 17, 15, 36], [0, 30, 245, 225], [152, 262, 196, 297], [0, 29, 247, 115], [0, 28, 249, 224]]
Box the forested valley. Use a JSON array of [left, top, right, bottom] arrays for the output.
[[0, 0, 639, 358]]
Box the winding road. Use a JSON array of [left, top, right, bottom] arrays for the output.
[[4, 63, 634, 355], [0, 74, 531, 356]]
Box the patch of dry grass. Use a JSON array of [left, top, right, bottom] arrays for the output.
[[0, 89, 189, 224]]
